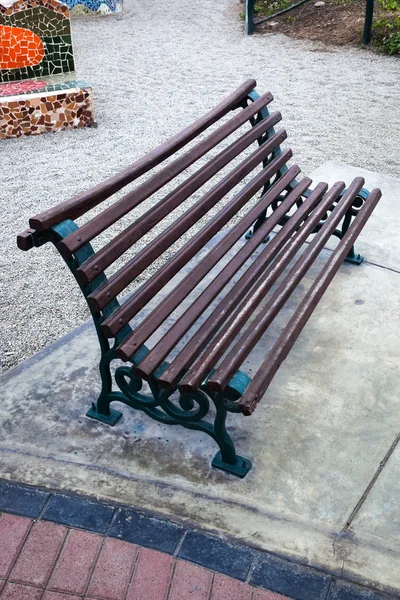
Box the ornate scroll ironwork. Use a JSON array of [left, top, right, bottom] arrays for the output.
[[89, 359, 251, 477]]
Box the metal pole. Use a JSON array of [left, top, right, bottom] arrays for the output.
[[363, 0, 374, 45], [245, 0, 255, 35]]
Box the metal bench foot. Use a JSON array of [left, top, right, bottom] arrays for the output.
[[212, 451, 252, 478], [86, 403, 123, 426], [344, 252, 364, 265]]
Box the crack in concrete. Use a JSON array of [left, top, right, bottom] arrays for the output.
[[363, 259, 400, 276], [332, 535, 347, 577], [342, 430, 400, 531]]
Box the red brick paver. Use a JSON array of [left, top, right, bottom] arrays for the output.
[[1, 582, 42, 600], [210, 573, 253, 599], [0, 514, 31, 578], [47, 529, 102, 595], [9, 521, 67, 587], [168, 560, 213, 600], [86, 537, 138, 600], [42, 592, 82, 600], [0, 512, 294, 600], [127, 548, 174, 600]]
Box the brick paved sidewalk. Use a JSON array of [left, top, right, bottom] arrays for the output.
[[0, 481, 395, 600], [0, 512, 283, 600]]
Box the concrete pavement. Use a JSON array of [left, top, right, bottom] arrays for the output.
[[1, 164, 399, 595]]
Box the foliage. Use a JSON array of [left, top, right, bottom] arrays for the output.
[[373, 0, 400, 55], [255, 0, 294, 17], [373, 14, 400, 54], [377, 0, 400, 11]]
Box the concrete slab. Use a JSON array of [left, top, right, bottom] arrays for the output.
[[349, 435, 400, 583], [2, 246, 400, 594], [2, 166, 400, 594], [309, 162, 400, 272]]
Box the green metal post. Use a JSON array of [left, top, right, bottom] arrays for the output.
[[245, 0, 255, 35], [363, 0, 374, 45]]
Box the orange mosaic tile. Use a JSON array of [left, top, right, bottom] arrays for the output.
[[0, 25, 45, 69]]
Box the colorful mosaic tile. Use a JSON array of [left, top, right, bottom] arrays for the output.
[[0, 0, 74, 83], [0, 73, 88, 96], [65, 0, 122, 16], [0, 85, 94, 137], [0, 0, 94, 139]]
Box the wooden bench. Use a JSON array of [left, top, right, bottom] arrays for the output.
[[17, 80, 381, 478]]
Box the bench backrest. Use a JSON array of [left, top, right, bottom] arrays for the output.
[[22, 80, 296, 352]]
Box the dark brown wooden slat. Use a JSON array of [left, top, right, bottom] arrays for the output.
[[159, 177, 325, 390], [206, 178, 366, 393], [75, 110, 282, 286], [29, 80, 259, 232], [239, 187, 382, 416], [134, 178, 316, 380], [17, 229, 36, 251], [58, 93, 274, 259], [178, 181, 346, 394], [90, 132, 290, 316], [106, 159, 298, 345], [106, 156, 297, 345]]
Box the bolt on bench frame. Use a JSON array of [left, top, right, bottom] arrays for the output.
[[17, 80, 381, 478]]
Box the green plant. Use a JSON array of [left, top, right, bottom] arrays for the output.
[[255, 0, 294, 17], [377, 0, 400, 12], [373, 15, 400, 53]]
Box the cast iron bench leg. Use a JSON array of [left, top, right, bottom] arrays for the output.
[[86, 350, 123, 426], [210, 395, 252, 478], [87, 355, 252, 477]]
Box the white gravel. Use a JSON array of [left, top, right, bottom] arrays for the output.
[[1, 0, 399, 372]]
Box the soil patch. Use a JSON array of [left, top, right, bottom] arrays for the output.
[[251, 0, 395, 48]]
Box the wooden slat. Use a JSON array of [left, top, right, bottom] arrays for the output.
[[206, 178, 366, 393], [239, 187, 382, 416], [29, 80, 258, 232], [159, 177, 326, 390], [89, 132, 290, 316], [17, 229, 36, 251], [75, 110, 282, 286], [103, 157, 297, 342], [178, 181, 346, 394], [58, 92, 274, 259], [134, 177, 315, 380]]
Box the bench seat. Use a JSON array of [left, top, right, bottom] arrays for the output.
[[17, 79, 381, 477]]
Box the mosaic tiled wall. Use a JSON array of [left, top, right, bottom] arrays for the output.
[[0, 0, 74, 82], [65, 0, 122, 17], [0, 0, 95, 138]]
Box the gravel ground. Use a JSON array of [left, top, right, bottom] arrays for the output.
[[1, 0, 400, 372]]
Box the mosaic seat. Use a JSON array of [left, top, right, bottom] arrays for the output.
[[0, 0, 94, 138]]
